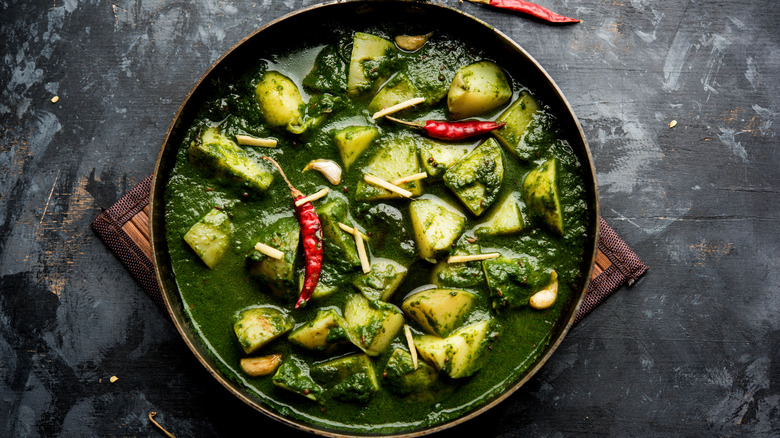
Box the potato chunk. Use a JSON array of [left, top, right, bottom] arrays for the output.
[[310, 354, 379, 403], [347, 32, 396, 97], [413, 319, 496, 379], [248, 217, 300, 297], [447, 61, 512, 120], [255, 71, 305, 132], [408, 198, 466, 262], [272, 355, 323, 401], [493, 91, 541, 159], [418, 139, 470, 179], [368, 73, 420, 114], [354, 135, 423, 201], [443, 138, 504, 216], [333, 125, 379, 170], [189, 126, 274, 192], [430, 243, 485, 288], [482, 254, 557, 310], [402, 288, 475, 337], [351, 258, 408, 301], [383, 348, 441, 399], [523, 158, 564, 235], [344, 294, 405, 356], [317, 197, 362, 269], [183, 208, 232, 269], [288, 308, 350, 352], [234, 306, 294, 355], [473, 193, 525, 236]]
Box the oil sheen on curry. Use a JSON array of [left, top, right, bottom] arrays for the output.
[[164, 28, 590, 434]]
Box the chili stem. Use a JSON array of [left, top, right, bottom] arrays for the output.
[[261, 156, 303, 198], [149, 412, 176, 438], [384, 115, 424, 129]]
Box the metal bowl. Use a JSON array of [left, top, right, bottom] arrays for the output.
[[150, 1, 599, 436]]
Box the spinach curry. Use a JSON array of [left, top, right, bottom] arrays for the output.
[[164, 28, 590, 434]]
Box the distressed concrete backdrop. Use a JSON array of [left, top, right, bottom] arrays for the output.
[[1, 0, 778, 436]]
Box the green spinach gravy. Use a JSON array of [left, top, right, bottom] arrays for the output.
[[164, 27, 590, 434]]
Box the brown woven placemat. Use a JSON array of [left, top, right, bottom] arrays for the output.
[[91, 175, 647, 321]]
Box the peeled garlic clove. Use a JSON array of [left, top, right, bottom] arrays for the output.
[[529, 271, 559, 310], [303, 159, 342, 185], [395, 32, 433, 51], [240, 354, 283, 377]]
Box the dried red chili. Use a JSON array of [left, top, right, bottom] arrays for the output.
[[385, 115, 506, 141], [261, 156, 323, 309], [467, 0, 580, 23]]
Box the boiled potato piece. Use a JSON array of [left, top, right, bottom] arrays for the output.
[[443, 137, 504, 216], [482, 254, 557, 310], [189, 126, 274, 192], [493, 91, 541, 159], [523, 158, 564, 235], [418, 139, 470, 179], [383, 348, 441, 398], [317, 197, 362, 269], [310, 353, 380, 403], [234, 306, 294, 355], [272, 355, 323, 401], [248, 217, 300, 296], [409, 198, 466, 262], [348, 32, 396, 97], [368, 73, 420, 114], [351, 258, 408, 301], [288, 308, 350, 352], [255, 71, 305, 132], [447, 61, 512, 120], [430, 243, 485, 288], [402, 288, 475, 337], [473, 193, 525, 236], [333, 125, 379, 170], [354, 135, 423, 201], [183, 208, 232, 269], [303, 44, 348, 95], [344, 294, 405, 356], [413, 319, 495, 379]]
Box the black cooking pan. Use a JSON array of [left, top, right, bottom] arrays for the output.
[[150, 1, 599, 436]]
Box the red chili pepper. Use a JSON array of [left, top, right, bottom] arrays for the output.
[[261, 156, 323, 309], [468, 0, 580, 23], [385, 115, 506, 141]]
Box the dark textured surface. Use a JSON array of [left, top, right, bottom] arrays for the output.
[[1, 0, 778, 436]]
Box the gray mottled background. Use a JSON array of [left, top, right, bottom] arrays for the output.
[[1, 0, 778, 436]]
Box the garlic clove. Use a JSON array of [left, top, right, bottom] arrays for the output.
[[303, 159, 342, 185], [395, 32, 433, 51], [529, 271, 559, 310]]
